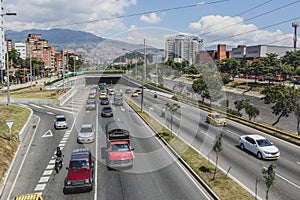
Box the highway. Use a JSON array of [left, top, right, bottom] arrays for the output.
[[125, 83, 300, 200], [3, 83, 211, 200]]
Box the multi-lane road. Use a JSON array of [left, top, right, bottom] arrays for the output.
[[129, 83, 300, 200], [2, 77, 300, 200], [2, 83, 212, 200]]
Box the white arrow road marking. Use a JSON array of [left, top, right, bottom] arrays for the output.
[[42, 129, 53, 138]]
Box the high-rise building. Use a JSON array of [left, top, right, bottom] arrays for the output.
[[165, 34, 203, 64], [15, 42, 26, 60]]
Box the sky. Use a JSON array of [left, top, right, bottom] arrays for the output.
[[3, 0, 300, 49]]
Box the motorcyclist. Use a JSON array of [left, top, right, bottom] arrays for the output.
[[55, 147, 62, 158], [54, 147, 63, 169]]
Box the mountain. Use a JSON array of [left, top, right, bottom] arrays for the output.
[[5, 28, 152, 63], [6, 28, 104, 45]]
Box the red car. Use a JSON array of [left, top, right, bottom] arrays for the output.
[[107, 140, 134, 169], [105, 121, 134, 169], [64, 148, 94, 194]]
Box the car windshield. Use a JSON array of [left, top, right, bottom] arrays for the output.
[[69, 160, 89, 169], [80, 127, 92, 133], [256, 139, 272, 147], [215, 114, 225, 119], [103, 107, 112, 111], [56, 117, 66, 121], [111, 144, 130, 152]]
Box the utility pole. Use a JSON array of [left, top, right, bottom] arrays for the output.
[[141, 39, 146, 112], [292, 22, 299, 51]]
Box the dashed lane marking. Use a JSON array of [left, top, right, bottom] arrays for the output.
[[34, 184, 46, 191], [39, 176, 50, 183], [46, 164, 54, 170]]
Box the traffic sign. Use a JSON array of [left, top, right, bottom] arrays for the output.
[[6, 120, 14, 129]]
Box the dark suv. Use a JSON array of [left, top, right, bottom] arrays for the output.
[[64, 148, 94, 194]]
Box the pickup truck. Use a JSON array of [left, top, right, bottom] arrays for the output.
[[64, 148, 94, 194], [105, 121, 134, 169]]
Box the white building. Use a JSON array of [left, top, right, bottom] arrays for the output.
[[165, 34, 203, 64], [14, 42, 26, 60], [232, 45, 298, 59]]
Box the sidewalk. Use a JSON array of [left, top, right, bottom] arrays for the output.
[[0, 77, 54, 92]]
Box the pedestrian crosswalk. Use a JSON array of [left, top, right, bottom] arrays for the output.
[[19, 88, 90, 114]]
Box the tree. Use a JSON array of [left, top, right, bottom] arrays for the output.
[[165, 103, 180, 134], [212, 131, 224, 180], [158, 74, 164, 87], [262, 164, 276, 200], [262, 85, 298, 126], [192, 77, 208, 103], [248, 60, 265, 83], [234, 99, 250, 112], [245, 104, 260, 120], [218, 58, 240, 81], [293, 90, 300, 135]]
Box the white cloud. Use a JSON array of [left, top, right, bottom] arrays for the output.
[[140, 13, 161, 24], [189, 15, 294, 47], [4, 0, 137, 37]]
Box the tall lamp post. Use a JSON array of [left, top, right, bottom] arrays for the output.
[[1, 1, 17, 105]]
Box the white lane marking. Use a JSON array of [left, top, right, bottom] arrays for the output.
[[46, 164, 55, 170], [39, 176, 50, 183], [42, 105, 75, 114], [49, 159, 55, 164], [43, 170, 53, 176], [29, 104, 43, 109], [58, 143, 65, 147], [46, 111, 54, 115], [297, 162, 300, 165], [34, 184, 46, 191], [7, 117, 41, 200], [263, 166, 300, 189], [121, 107, 125, 111], [42, 129, 53, 138], [226, 130, 240, 137], [149, 107, 154, 110], [60, 140, 67, 144], [62, 137, 68, 141]]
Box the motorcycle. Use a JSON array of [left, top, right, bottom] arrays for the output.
[[55, 157, 63, 173]]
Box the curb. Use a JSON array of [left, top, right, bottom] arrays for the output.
[[0, 107, 33, 198]]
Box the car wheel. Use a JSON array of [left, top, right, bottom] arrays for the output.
[[257, 152, 263, 159], [240, 143, 245, 150]]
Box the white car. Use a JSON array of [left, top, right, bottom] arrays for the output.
[[54, 115, 68, 129], [77, 124, 95, 144], [239, 135, 280, 160]]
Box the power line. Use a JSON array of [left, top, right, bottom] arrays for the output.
[[198, 0, 300, 37], [206, 16, 300, 44], [48, 0, 230, 28], [193, 0, 273, 35]]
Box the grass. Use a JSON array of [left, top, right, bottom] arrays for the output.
[[125, 97, 254, 200], [0, 85, 67, 99], [0, 104, 31, 188]]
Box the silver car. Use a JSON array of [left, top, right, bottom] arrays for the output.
[[54, 115, 68, 129], [86, 99, 96, 110], [77, 124, 95, 144]]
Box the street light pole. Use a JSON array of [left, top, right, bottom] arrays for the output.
[[1, 1, 17, 105], [141, 39, 146, 112]]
